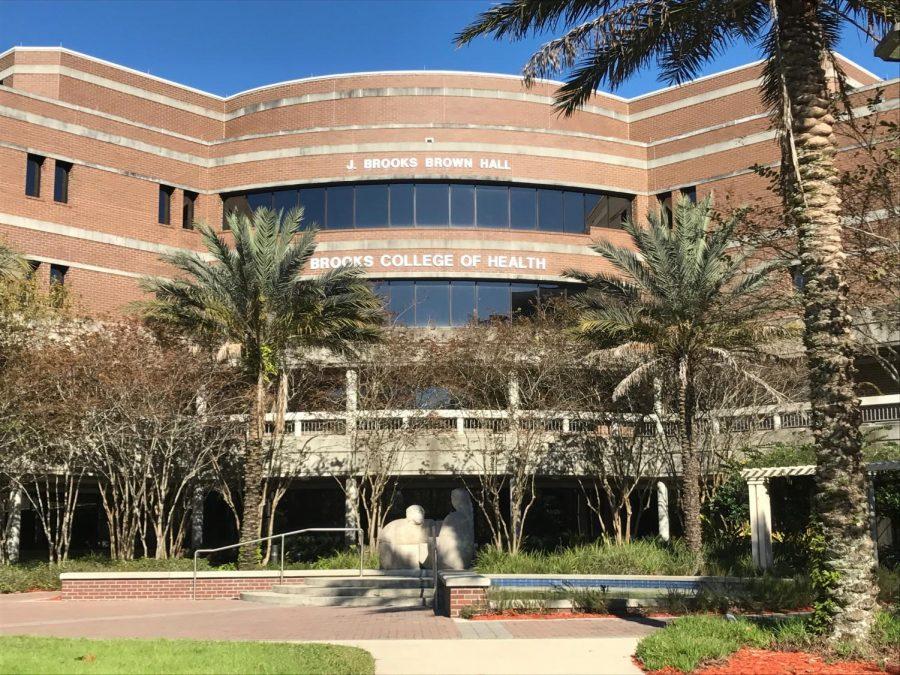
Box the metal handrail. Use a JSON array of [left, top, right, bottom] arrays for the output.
[[192, 527, 364, 600]]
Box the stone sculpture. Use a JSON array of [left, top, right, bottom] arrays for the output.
[[436, 488, 475, 570], [378, 490, 475, 570], [377, 505, 432, 570]]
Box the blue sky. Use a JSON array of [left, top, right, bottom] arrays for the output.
[[0, 1, 894, 98]]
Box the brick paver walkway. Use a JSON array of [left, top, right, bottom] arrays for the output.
[[0, 592, 659, 642]]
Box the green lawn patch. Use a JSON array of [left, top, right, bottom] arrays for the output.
[[0, 636, 374, 675], [635, 615, 771, 673]]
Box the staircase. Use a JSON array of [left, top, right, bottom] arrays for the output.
[[240, 575, 435, 608]]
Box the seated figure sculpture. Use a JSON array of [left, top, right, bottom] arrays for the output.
[[378, 505, 433, 570], [435, 488, 475, 570]]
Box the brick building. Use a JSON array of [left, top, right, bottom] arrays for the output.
[[1, 47, 896, 555]]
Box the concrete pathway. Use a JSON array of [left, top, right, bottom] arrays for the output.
[[0, 593, 657, 674]]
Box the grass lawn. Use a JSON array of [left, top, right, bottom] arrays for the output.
[[0, 636, 374, 675]]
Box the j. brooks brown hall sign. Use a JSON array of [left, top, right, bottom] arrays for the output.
[[345, 155, 512, 171]]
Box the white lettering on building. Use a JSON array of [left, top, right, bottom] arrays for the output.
[[347, 156, 511, 172], [309, 251, 546, 271]]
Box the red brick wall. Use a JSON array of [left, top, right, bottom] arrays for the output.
[[440, 586, 487, 618], [60, 575, 307, 600]]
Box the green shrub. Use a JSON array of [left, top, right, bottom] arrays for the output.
[[635, 615, 771, 673], [871, 607, 900, 653], [285, 548, 379, 571], [474, 539, 700, 576], [569, 586, 609, 614], [876, 566, 899, 605]]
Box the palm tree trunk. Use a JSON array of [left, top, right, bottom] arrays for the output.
[[676, 358, 702, 556], [238, 369, 267, 568], [776, 0, 877, 641]]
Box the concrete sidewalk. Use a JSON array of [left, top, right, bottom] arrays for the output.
[[336, 638, 644, 675]]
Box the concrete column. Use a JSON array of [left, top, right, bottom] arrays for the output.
[[656, 481, 670, 542], [190, 485, 205, 551], [748, 479, 774, 569], [4, 489, 22, 564], [345, 477, 360, 545]]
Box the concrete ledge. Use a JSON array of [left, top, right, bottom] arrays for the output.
[[60, 568, 412, 581]]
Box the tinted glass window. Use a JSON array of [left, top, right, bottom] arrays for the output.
[[477, 282, 510, 322], [451, 281, 476, 326], [222, 195, 250, 228], [539, 282, 566, 303], [477, 186, 509, 228], [25, 154, 43, 197], [415, 183, 449, 226], [510, 187, 536, 230], [182, 190, 196, 230], [387, 281, 415, 326], [607, 196, 631, 229], [247, 192, 272, 213], [53, 161, 71, 204], [390, 184, 414, 226], [584, 194, 605, 230], [563, 192, 585, 234], [158, 185, 173, 224], [356, 184, 389, 228], [538, 189, 564, 231], [299, 188, 326, 229], [683, 186, 697, 204], [415, 281, 450, 327], [450, 184, 475, 227], [372, 282, 390, 306], [511, 283, 539, 316], [49, 264, 67, 286], [328, 186, 355, 229], [272, 189, 298, 215]]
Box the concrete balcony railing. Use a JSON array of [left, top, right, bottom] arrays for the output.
[[269, 394, 900, 441]]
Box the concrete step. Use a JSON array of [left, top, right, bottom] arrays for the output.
[[270, 585, 434, 598], [239, 591, 433, 608], [302, 576, 433, 589]]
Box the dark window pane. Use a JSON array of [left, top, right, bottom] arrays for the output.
[[222, 194, 250, 229], [247, 191, 272, 213], [158, 185, 173, 224], [327, 186, 355, 229], [371, 281, 390, 306], [537, 189, 564, 231], [563, 191, 585, 233], [182, 190, 196, 230], [450, 184, 475, 227], [608, 196, 631, 229], [477, 282, 510, 322], [683, 186, 697, 204], [272, 189, 298, 215], [390, 184, 414, 227], [657, 192, 673, 224], [511, 283, 539, 316], [299, 188, 326, 229], [49, 263, 67, 286], [25, 154, 43, 197], [510, 187, 536, 230], [539, 283, 566, 303], [356, 184, 389, 228], [415, 281, 450, 327], [476, 185, 509, 228], [53, 161, 71, 203], [584, 194, 605, 230], [415, 183, 448, 226], [387, 281, 415, 326], [451, 281, 476, 327]]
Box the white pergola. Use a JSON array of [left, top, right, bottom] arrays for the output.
[[740, 460, 900, 569]]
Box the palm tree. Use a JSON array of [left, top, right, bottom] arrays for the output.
[[143, 208, 383, 566], [567, 197, 787, 556], [0, 242, 28, 282], [457, 1, 894, 640]]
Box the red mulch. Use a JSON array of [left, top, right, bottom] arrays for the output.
[[643, 648, 887, 674]]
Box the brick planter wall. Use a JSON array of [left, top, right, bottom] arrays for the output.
[[437, 573, 491, 617]]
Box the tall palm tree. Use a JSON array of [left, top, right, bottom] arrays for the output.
[[143, 208, 383, 566], [567, 197, 787, 556], [457, 1, 894, 640]]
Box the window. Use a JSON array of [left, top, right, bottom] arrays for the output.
[[415, 281, 450, 327], [299, 188, 326, 228], [355, 184, 388, 228], [272, 188, 298, 215], [477, 186, 509, 228], [182, 190, 197, 230], [511, 283, 538, 315], [327, 186, 354, 229], [25, 154, 44, 197], [682, 186, 697, 204], [222, 194, 250, 229], [415, 183, 449, 226], [53, 161, 71, 203], [450, 184, 475, 227], [538, 189, 564, 231], [477, 282, 510, 322], [387, 281, 415, 325], [606, 196, 631, 229], [390, 184, 414, 226], [49, 263, 67, 286], [450, 281, 476, 326], [247, 191, 272, 212], [510, 188, 536, 230], [657, 191, 673, 224], [158, 185, 174, 224], [563, 191, 585, 234]]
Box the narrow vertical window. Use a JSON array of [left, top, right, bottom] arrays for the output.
[[25, 154, 44, 197], [49, 264, 68, 286], [657, 191, 673, 224], [182, 190, 197, 230], [53, 161, 72, 203], [158, 185, 173, 224], [682, 186, 697, 204]]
